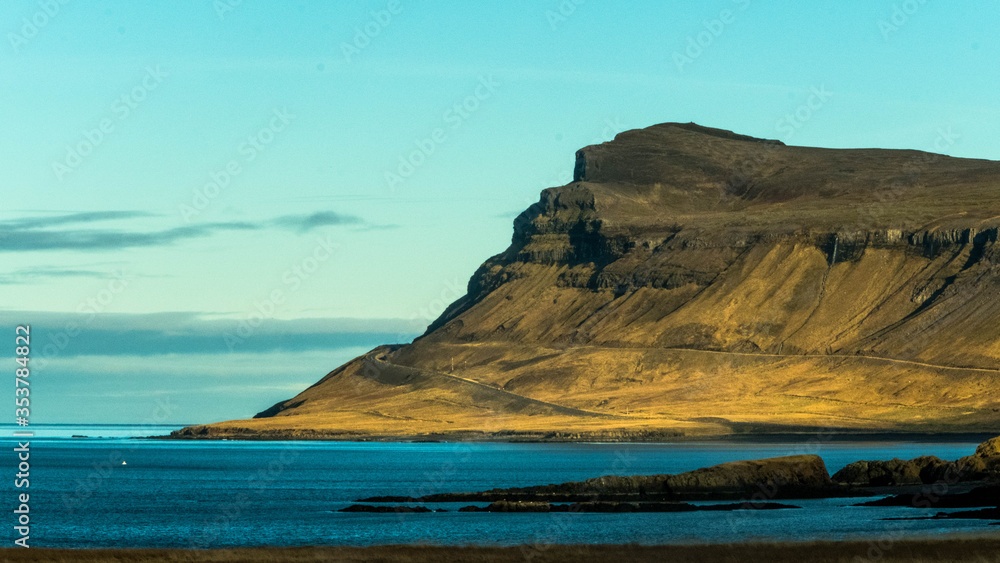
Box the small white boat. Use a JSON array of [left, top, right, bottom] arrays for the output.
[[122, 461, 127, 466]]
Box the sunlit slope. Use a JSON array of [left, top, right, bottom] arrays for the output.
[[180, 123, 1000, 439]]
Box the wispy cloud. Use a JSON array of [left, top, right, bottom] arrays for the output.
[[0, 210, 384, 252], [10, 311, 423, 357], [269, 211, 363, 232], [0, 264, 169, 285], [0, 266, 121, 284], [0, 222, 258, 252], [0, 211, 159, 231]]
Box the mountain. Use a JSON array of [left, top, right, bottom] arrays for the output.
[[175, 122, 1000, 440]]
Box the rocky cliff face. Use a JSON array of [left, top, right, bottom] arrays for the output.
[[185, 123, 1000, 440], [422, 124, 1000, 364]]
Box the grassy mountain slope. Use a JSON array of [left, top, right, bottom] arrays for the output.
[[176, 123, 1000, 440]]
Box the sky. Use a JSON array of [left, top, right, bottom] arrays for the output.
[[2, 0, 998, 424]]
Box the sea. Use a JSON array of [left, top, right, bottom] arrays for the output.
[[2, 424, 996, 549]]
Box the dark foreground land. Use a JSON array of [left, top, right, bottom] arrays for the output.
[[4, 539, 1000, 563]]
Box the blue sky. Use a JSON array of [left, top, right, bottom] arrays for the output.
[[2, 0, 998, 424]]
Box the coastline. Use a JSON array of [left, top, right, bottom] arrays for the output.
[[150, 427, 1000, 444], [6, 538, 1000, 562]]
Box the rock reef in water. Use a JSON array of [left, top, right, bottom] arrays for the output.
[[354, 436, 1000, 510], [360, 455, 845, 504], [834, 436, 1000, 486]]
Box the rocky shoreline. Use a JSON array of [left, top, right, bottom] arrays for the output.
[[341, 436, 1000, 522], [160, 425, 1000, 443]]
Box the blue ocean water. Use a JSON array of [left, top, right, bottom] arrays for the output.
[[1, 425, 995, 549]]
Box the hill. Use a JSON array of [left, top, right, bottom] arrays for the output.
[[175, 122, 1000, 440]]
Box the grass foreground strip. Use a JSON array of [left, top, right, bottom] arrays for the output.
[[3, 538, 1000, 562]]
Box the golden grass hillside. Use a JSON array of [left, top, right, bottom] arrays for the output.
[[178, 123, 1000, 440]]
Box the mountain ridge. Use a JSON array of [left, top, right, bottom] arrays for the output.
[[174, 122, 1000, 440]]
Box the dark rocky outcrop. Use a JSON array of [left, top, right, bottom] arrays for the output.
[[956, 436, 1000, 478], [347, 437, 1000, 520], [433, 458, 836, 502], [832, 456, 955, 486], [833, 436, 1000, 486], [360, 455, 846, 504]]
